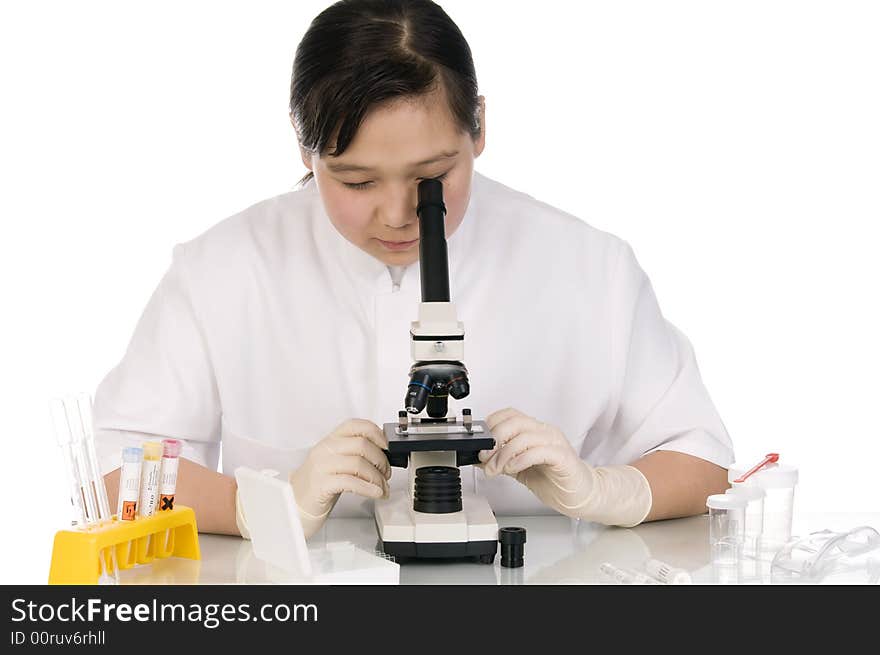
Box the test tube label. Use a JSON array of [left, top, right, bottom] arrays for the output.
[[138, 458, 161, 518], [117, 459, 142, 521], [159, 456, 179, 511], [121, 500, 137, 521]]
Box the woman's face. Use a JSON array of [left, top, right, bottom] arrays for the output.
[[300, 87, 486, 267]]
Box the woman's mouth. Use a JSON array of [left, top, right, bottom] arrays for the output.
[[377, 238, 419, 252]]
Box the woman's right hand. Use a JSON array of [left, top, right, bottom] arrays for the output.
[[289, 419, 391, 538]]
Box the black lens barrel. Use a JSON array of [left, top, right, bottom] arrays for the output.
[[499, 527, 527, 568], [413, 466, 462, 514]]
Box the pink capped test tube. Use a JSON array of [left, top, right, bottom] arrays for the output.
[[158, 439, 182, 511]]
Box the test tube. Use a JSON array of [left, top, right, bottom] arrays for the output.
[[599, 562, 660, 585], [117, 447, 143, 520], [138, 442, 163, 518], [158, 439, 181, 511], [158, 439, 182, 551]]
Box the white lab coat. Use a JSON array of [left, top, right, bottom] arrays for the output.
[[93, 171, 734, 517]]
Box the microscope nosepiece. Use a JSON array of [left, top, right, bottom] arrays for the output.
[[448, 377, 470, 400], [406, 370, 432, 414]]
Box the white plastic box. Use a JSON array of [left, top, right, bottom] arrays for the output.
[[234, 467, 400, 585]]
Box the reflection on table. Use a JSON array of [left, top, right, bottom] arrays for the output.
[[116, 512, 880, 585]]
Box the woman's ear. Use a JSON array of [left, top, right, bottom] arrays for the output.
[[474, 96, 486, 158], [299, 146, 314, 172]]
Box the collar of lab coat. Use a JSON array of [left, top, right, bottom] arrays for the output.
[[305, 172, 480, 297]]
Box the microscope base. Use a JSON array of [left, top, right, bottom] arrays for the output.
[[374, 492, 499, 563], [378, 537, 498, 564]]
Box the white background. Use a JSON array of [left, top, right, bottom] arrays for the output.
[[1, 1, 877, 583]]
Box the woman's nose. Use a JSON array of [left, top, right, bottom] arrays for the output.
[[380, 184, 418, 228]]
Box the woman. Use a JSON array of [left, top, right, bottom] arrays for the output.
[[95, 0, 733, 537]]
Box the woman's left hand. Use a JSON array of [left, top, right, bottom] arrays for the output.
[[478, 407, 653, 527], [478, 408, 593, 513]]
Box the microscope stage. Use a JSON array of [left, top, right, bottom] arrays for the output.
[[383, 419, 494, 468]]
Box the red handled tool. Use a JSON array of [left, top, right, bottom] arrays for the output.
[[734, 453, 779, 483]]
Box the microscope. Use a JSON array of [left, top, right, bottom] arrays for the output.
[[374, 179, 499, 564]]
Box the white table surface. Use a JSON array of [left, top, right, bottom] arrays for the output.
[[116, 511, 880, 585]]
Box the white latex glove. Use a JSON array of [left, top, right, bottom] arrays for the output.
[[237, 419, 391, 540], [478, 408, 652, 527]]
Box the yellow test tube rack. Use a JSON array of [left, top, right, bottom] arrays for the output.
[[48, 506, 200, 585]]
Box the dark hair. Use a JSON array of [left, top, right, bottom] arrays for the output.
[[290, 0, 481, 187]]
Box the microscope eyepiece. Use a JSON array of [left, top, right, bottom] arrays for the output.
[[416, 178, 450, 303], [417, 178, 446, 215], [499, 527, 527, 568]]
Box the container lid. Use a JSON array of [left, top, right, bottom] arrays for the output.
[[122, 447, 143, 463], [161, 439, 182, 458], [727, 462, 798, 488], [726, 484, 766, 501], [142, 441, 163, 460], [706, 493, 748, 510]]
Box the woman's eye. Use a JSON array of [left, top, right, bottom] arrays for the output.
[[343, 181, 373, 190], [343, 171, 449, 191]]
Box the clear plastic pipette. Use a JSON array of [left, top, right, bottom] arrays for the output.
[[62, 396, 99, 525], [74, 393, 112, 524], [51, 394, 119, 584], [69, 394, 119, 584], [49, 398, 88, 528]]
